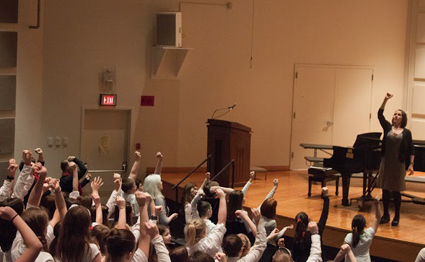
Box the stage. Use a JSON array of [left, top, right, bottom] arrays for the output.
[[161, 170, 425, 261]]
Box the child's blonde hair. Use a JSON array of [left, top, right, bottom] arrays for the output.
[[185, 218, 207, 246]]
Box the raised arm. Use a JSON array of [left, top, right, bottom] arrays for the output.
[[68, 162, 80, 199], [116, 196, 127, 229], [317, 187, 329, 236], [106, 173, 122, 219], [258, 179, 278, 209], [241, 171, 255, 195], [129, 151, 141, 180], [12, 150, 35, 200], [380, 93, 393, 110], [91, 176, 104, 225], [235, 210, 256, 235], [240, 208, 267, 262], [50, 179, 67, 227], [306, 221, 322, 262], [371, 195, 382, 233], [0, 161, 18, 201], [34, 148, 44, 164], [216, 188, 227, 225], [68, 156, 87, 180], [136, 191, 150, 257], [154, 152, 163, 175], [27, 164, 47, 208], [145, 222, 171, 262], [0, 206, 42, 262]]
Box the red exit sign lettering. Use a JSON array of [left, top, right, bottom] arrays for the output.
[[100, 94, 117, 106]]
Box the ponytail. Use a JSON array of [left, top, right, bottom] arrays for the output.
[[185, 218, 206, 246], [351, 215, 366, 248]]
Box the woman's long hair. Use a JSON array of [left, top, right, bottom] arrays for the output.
[[21, 208, 49, 251], [57, 206, 92, 262], [352, 215, 366, 248], [143, 174, 163, 200], [181, 182, 197, 205], [227, 190, 244, 222]]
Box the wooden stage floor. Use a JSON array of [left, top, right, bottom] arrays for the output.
[[161, 170, 425, 262]]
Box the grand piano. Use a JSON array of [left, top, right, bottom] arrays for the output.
[[323, 132, 382, 206]]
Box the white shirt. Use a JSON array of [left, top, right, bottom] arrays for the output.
[[187, 223, 226, 257], [344, 227, 375, 262]]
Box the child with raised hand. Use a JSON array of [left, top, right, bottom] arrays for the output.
[[0, 159, 18, 201], [186, 188, 227, 258], [219, 208, 267, 262], [0, 206, 43, 262], [0, 198, 25, 261], [56, 205, 101, 262], [334, 196, 382, 262], [292, 187, 329, 262], [12, 150, 35, 200], [59, 155, 88, 195]]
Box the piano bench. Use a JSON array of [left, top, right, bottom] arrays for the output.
[[308, 168, 339, 197]]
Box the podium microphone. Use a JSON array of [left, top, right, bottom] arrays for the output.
[[212, 103, 237, 119]]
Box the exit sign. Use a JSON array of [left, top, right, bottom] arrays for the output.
[[100, 94, 117, 106]]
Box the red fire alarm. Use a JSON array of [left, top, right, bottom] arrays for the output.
[[141, 96, 155, 106], [100, 94, 117, 106]]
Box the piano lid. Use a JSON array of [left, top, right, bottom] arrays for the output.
[[352, 132, 382, 150]]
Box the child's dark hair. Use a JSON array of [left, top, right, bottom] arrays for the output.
[[181, 182, 197, 205], [0, 198, 24, 252], [227, 190, 244, 222], [197, 201, 212, 218], [188, 251, 214, 262], [158, 224, 169, 236], [293, 212, 311, 259], [204, 181, 219, 198], [106, 228, 136, 261], [222, 234, 243, 257], [170, 246, 188, 262], [49, 221, 62, 258], [21, 207, 50, 251], [77, 194, 93, 209], [40, 195, 56, 220], [90, 205, 108, 225], [91, 224, 110, 255], [352, 214, 366, 247], [122, 178, 135, 193], [114, 202, 132, 226], [65, 197, 81, 209], [261, 198, 277, 219]]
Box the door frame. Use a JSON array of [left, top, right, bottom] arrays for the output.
[[80, 106, 134, 173], [289, 64, 374, 169]]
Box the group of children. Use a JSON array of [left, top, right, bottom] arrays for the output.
[[0, 150, 424, 262]]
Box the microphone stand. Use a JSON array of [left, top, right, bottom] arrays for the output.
[[212, 104, 236, 119]]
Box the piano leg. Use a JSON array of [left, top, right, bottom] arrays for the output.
[[341, 172, 352, 206]]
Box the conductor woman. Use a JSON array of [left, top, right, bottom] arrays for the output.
[[377, 93, 415, 226]]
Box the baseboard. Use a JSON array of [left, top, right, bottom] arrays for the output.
[[146, 165, 289, 174]]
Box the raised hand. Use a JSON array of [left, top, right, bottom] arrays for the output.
[[22, 150, 32, 165], [251, 208, 261, 224], [273, 178, 278, 187], [307, 221, 319, 234], [9, 158, 16, 165], [340, 243, 351, 255], [91, 176, 104, 194], [135, 191, 147, 207], [68, 162, 77, 172], [155, 205, 163, 217], [0, 206, 17, 221], [267, 228, 280, 241], [322, 187, 328, 198], [92, 193, 101, 208], [277, 238, 285, 248], [205, 172, 211, 181], [385, 93, 393, 100], [215, 252, 227, 262], [156, 152, 163, 159], [144, 221, 159, 238], [169, 213, 178, 221], [34, 148, 43, 154], [134, 151, 141, 160], [250, 171, 255, 180], [67, 156, 76, 162], [215, 188, 225, 198], [235, 210, 245, 219], [7, 163, 18, 178], [116, 196, 126, 210], [34, 165, 47, 178]]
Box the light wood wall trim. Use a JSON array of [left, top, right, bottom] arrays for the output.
[[146, 166, 289, 174]]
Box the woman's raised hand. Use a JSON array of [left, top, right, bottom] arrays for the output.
[[385, 93, 393, 100]]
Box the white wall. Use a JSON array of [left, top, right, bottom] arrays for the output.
[[37, 0, 408, 176]]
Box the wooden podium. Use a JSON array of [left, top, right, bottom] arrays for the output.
[[207, 119, 251, 188]]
